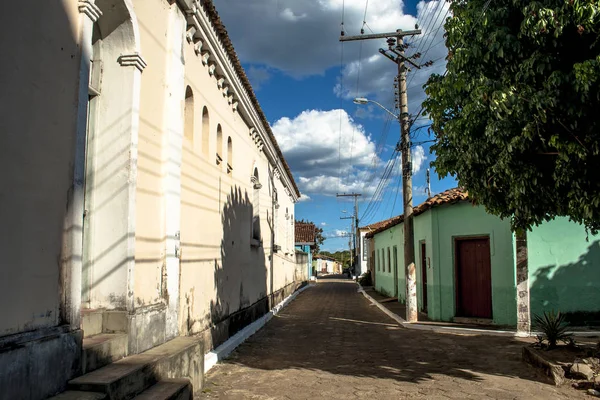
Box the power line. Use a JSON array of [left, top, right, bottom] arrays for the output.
[[338, 0, 346, 196]]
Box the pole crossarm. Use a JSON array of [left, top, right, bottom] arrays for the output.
[[339, 29, 421, 42]]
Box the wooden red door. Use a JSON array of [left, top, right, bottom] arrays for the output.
[[421, 242, 428, 312], [455, 238, 492, 319]]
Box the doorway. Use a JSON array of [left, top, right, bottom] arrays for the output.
[[420, 242, 427, 312], [455, 237, 492, 319]]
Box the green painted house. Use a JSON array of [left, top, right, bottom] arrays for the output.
[[366, 188, 600, 328]]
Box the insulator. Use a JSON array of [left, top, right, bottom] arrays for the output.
[[361, 28, 364, 34], [387, 38, 396, 47], [341, 31, 345, 36]]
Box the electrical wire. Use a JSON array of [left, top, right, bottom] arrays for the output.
[[337, 0, 346, 196]]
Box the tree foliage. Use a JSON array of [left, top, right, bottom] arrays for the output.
[[320, 250, 352, 266], [423, 0, 600, 232]]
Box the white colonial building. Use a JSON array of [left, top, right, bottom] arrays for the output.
[[0, 1, 303, 398]]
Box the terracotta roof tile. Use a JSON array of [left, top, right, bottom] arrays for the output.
[[202, 1, 300, 197], [365, 188, 469, 238], [295, 222, 316, 244]]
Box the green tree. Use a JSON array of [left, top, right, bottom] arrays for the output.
[[423, 0, 600, 232]]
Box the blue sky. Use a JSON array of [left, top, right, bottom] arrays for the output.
[[215, 0, 457, 251]]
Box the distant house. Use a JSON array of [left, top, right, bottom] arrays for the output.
[[313, 254, 341, 275], [366, 188, 600, 329], [358, 218, 400, 282], [295, 222, 316, 278]]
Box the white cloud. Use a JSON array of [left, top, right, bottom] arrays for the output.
[[321, 222, 327, 226], [272, 107, 427, 197], [324, 229, 348, 238], [298, 194, 312, 202], [272, 109, 380, 196], [412, 145, 426, 174], [214, 0, 417, 77], [215, 0, 451, 113], [280, 8, 307, 22]]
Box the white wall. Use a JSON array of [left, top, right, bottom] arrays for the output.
[[0, 0, 81, 336]]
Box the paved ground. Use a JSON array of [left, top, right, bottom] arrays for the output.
[[200, 276, 586, 399]]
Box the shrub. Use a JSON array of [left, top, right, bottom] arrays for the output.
[[358, 270, 372, 286], [534, 310, 572, 350]]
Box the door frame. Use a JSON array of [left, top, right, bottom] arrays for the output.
[[419, 240, 427, 313], [453, 235, 493, 319]]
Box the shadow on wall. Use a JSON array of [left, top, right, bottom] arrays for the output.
[[530, 240, 600, 326], [209, 186, 268, 348]]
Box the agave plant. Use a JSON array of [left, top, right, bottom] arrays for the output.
[[534, 310, 572, 349]]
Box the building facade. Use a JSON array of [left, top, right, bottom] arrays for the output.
[[295, 222, 316, 278], [0, 1, 303, 398], [367, 188, 600, 330]]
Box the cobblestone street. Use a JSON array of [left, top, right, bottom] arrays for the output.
[[201, 277, 586, 399]]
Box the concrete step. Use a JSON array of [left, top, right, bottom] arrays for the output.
[[83, 333, 128, 374], [82, 309, 104, 337], [132, 379, 192, 400], [68, 337, 203, 400], [47, 391, 108, 400]]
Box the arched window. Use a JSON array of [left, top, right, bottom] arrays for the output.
[[184, 86, 194, 143], [202, 107, 209, 157], [216, 124, 223, 165], [252, 168, 261, 243], [227, 137, 232, 174]]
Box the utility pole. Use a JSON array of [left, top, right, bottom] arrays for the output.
[[340, 215, 354, 268], [340, 28, 423, 322], [337, 193, 361, 277]]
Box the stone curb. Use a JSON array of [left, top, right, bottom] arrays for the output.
[[204, 283, 313, 373], [357, 283, 519, 337], [522, 346, 566, 386]]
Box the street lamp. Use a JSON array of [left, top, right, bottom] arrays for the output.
[[353, 97, 399, 121], [354, 95, 418, 322]]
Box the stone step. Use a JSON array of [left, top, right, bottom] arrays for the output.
[[47, 391, 107, 400], [82, 309, 104, 338], [132, 379, 192, 400], [68, 337, 203, 400], [83, 333, 128, 374]]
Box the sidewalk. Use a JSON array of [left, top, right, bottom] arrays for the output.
[[360, 285, 600, 339], [360, 286, 521, 337]]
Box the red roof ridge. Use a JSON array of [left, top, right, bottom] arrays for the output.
[[365, 187, 468, 238]]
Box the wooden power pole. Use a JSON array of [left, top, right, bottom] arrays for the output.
[[340, 29, 421, 322], [337, 192, 361, 276]]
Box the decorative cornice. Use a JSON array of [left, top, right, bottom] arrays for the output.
[[186, 26, 197, 43], [175, 0, 299, 200], [78, 0, 102, 22], [118, 53, 147, 72], [194, 39, 203, 56]]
